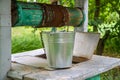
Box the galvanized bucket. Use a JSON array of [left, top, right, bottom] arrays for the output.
[[42, 32, 75, 68]]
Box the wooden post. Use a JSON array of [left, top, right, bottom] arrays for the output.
[[75, 0, 88, 32], [0, 0, 11, 80]]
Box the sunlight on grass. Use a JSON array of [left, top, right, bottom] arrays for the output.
[[12, 27, 42, 53], [12, 26, 74, 53]]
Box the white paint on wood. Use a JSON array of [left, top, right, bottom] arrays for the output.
[[0, 0, 11, 14], [0, 15, 11, 27], [75, 0, 88, 32], [12, 49, 44, 58], [0, 0, 11, 80], [8, 49, 120, 80]]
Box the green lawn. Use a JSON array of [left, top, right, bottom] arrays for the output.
[[12, 26, 74, 53], [12, 27, 43, 53]]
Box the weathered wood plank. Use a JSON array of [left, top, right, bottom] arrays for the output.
[[12, 49, 44, 58], [75, 0, 88, 32], [12, 56, 48, 69], [0, 0, 11, 80], [8, 49, 120, 80], [24, 55, 120, 80], [8, 63, 41, 80]]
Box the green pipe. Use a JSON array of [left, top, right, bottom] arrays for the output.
[[12, 1, 84, 27], [67, 7, 84, 26], [86, 75, 100, 80], [12, 1, 44, 26]]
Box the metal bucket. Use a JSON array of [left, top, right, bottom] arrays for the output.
[[42, 32, 75, 68]]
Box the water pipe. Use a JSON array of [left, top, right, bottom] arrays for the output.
[[12, 1, 85, 27]]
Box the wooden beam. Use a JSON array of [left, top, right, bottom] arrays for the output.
[[75, 0, 88, 32], [0, 0, 11, 80]]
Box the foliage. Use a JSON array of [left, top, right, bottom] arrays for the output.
[[98, 22, 120, 53], [89, 0, 120, 27], [59, 0, 74, 7], [89, 0, 120, 54], [101, 67, 120, 80]]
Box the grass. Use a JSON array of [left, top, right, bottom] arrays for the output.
[[12, 27, 43, 53], [12, 26, 74, 53], [101, 67, 120, 80], [101, 53, 120, 80]]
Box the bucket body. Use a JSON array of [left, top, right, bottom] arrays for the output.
[[42, 32, 75, 68], [73, 32, 100, 59]]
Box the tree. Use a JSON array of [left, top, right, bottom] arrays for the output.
[[89, 0, 120, 55]]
